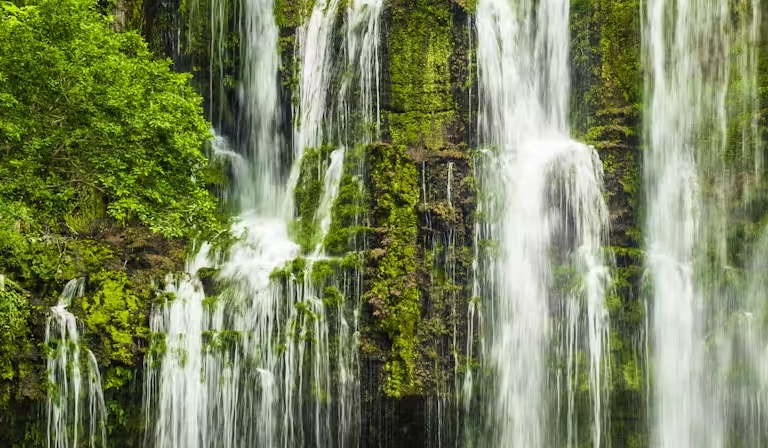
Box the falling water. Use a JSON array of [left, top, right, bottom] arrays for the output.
[[293, 0, 342, 160], [643, 0, 721, 443], [146, 255, 208, 448], [643, 0, 763, 447], [146, 0, 374, 445], [46, 278, 107, 448], [475, 0, 611, 447], [340, 0, 383, 143], [314, 148, 346, 256], [242, 0, 283, 211]]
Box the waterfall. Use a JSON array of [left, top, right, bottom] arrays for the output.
[[741, 226, 768, 446], [145, 256, 208, 448], [145, 0, 379, 445], [643, 0, 763, 446], [314, 148, 346, 256], [293, 0, 342, 159], [475, 0, 611, 447], [340, 0, 383, 143], [242, 0, 283, 211], [46, 278, 107, 448]]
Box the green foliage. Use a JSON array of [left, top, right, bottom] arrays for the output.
[[0, 5, 219, 435], [323, 285, 343, 307], [450, 0, 476, 12], [365, 143, 421, 397], [202, 330, 243, 355], [324, 145, 369, 255], [293, 146, 333, 252], [271, 257, 308, 283], [104, 366, 133, 391], [310, 259, 337, 284], [0, 202, 43, 282], [0, 282, 32, 405], [274, 0, 314, 28], [570, 4, 645, 445], [0, 0, 220, 239], [387, 0, 456, 149], [80, 270, 149, 365]]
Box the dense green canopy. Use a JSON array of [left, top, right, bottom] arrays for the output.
[[0, 0, 218, 241], [0, 0, 220, 428]]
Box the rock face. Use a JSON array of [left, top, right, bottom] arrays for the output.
[[4, 0, 768, 446], [142, 1, 647, 445]]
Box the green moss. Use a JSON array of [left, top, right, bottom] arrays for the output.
[[324, 146, 369, 255], [323, 285, 344, 307], [146, 332, 167, 369], [104, 366, 133, 391], [621, 356, 642, 391], [386, 0, 456, 149], [271, 257, 308, 283], [572, 0, 642, 249], [80, 270, 149, 366], [570, 3, 645, 443], [340, 251, 364, 269], [293, 146, 334, 253], [0, 283, 33, 411], [451, 0, 476, 12], [365, 143, 421, 397], [202, 330, 243, 355], [60, 240, 115, 280], [310, 259, 337, 284], [387, 111, 455, 151], [274, 0, 315, 28]]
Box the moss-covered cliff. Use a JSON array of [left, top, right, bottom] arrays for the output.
[[571, 1, 646, 446], [0, 0, 224, 444]]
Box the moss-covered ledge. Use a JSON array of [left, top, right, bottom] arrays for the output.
[[411, 146, 475, 396], [570, 0, 645, 446], [364, 143, 421, 397], [383, 0, 458, 150]]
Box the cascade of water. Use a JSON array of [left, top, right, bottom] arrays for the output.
[[242, 0, 283, 211], [643, 1, 763, 446], [209, 132, 250, 203], [147, 0, 299, 444], [46, 278, 107, 448], [293, 0, 342, 160], [475, 0, 611, 447], [145, 259, 207, 448], [340, 0, 383, 143], [644, 0, 731, 437], [278, 146, 347, 447], [314, 148, 346, 256], [147, 0, 372, 446], [333, 9, 382, 442]]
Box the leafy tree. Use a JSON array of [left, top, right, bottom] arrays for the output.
[[0, 0, 220, 240], [0, 2, 222, 438]]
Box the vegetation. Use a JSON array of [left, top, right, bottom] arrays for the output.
[[324, 145, 369, 256], [366, 143, 421, 397], [0, 0, 219, 442], [387, 0, 457, 149], [0, 0, 220, 240], [293, 145, 333, 252]]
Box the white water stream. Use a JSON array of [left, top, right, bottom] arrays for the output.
[[340, 0, 383, 143], [146, 0, 380, 446], [46, 278, 107, 448], [643, 0, 763, 447], [475, 0, 611, 446]]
